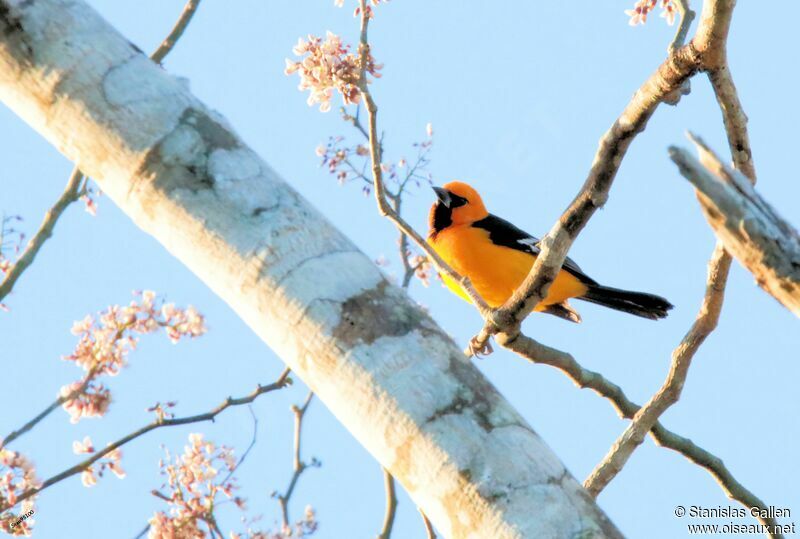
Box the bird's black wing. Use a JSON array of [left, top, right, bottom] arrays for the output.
[[471, 214, 597, 285]]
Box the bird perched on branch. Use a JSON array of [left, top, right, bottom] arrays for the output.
[[427, 181, 673, 323]]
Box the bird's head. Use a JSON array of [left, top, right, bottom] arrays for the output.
[[428, 181, 488, 236]]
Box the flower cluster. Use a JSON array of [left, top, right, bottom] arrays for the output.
[[147, 433, 239, 539], [148, 434, 318, 539], [285, 32, 382, 112], [72, 437, 126, 488], [625, 0, 677, 25], [0, 448, 40, 536], [60, 291, 206, 423]]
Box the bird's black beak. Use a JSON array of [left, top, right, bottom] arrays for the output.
[[432, 186, 452, 208]]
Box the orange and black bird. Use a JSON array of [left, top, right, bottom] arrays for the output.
[[427, 181, 673, 323]]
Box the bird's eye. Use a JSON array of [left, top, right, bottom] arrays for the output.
[[450, 195, 469, 208]]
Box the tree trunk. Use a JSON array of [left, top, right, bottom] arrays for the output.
[[0, 1, 621, 536]]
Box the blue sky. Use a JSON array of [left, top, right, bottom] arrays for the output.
[[1, 1, 798, 538]]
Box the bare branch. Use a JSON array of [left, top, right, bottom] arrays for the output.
[[275, 392, 317, 530], [150, 0, 203, 64], [0, 167, 83, 302], [669, 0, 696, 53], [670, 139, 800, 314], [707, 66, 756, 181], [376, 468, 398, 539], [0, 368, 291, 513], [419, 509, 436, 539], [583, 243, 730, 496], [221, 406, 259, 485]]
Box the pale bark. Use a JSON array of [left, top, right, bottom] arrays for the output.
[[670, 136, 800, 315], [0, 1, 621, 537]]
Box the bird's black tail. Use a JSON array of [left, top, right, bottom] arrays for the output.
[[578, 284, 673, 320]]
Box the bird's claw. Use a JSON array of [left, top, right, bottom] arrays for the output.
[[466, 336, 493, 358]]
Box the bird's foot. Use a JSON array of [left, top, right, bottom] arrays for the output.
[[466, 335, 493, 358]]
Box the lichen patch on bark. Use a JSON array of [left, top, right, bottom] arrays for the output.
[[332, 280, 424, 347]]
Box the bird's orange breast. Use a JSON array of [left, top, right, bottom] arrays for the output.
[[428, 225, 588, 309]]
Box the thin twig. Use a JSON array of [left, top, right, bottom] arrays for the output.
[[132, 524, 149, 539], [275, 392, 317, 530], [0, 167, 83, 302], [150, 0, 203, 64], [0, 368, 292, 513], [222, 406, 259, 485], [419, 508, 436, 539], [376, 468, 398, 539], [669, 0, 696, 53]]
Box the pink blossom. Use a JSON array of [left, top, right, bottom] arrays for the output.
[[72, 436, 95, 455], [148, 434, 239, 538], [1, 449, 40, 535], [625, 0, 677, 26], [80, 468, 97, 488], [104, 448, 126, 479], [81, 194, 97, 216], [285, 32, 382, 112], [60, 292, 206, 423]]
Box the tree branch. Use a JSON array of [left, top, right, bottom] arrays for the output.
[[150, 0, 202, 64], [669, 138, 799, 314], [669, 0, 696, 53], [376, 468, 398, 539], [0, 167, 83, 302], [275, 392, 317, 531], [0, 368, 291, 513], [419, 509, 436, 539]]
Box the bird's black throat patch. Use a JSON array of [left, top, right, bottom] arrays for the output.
[[428, 194, 468, 238], [428, 202, 452, 238]]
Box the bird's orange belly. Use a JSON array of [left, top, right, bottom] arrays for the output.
[[430, 227, 588, 309]]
